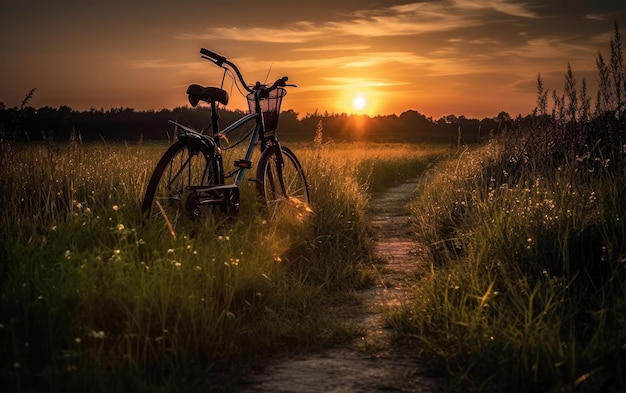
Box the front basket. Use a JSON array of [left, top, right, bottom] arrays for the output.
[[247, 88, 286, 132]]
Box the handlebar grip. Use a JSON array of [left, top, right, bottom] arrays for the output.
[[271, 76, 289, 88], [200, 48, 226, 66]]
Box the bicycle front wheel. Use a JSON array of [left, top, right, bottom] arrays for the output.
[[142, 138, 220, 230], [256, 145, 310, 220]]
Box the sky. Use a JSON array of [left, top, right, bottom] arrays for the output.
[[1, 0, 626, 119]]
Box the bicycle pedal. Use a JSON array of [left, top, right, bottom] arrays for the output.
[[234, 159, 252, 169]]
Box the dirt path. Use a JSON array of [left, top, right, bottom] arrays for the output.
[[240, 180, 436, 392]]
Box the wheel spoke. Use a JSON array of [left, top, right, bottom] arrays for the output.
[[142, 140, 220, 232]]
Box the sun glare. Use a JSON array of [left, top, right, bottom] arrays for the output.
[[352, 94, 367, 111]]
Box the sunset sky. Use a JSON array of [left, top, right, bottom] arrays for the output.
[[2, 0, 625, 119]]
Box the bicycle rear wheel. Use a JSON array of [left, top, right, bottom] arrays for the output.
[[256, 145, 310, 220], [142, 138, 221, 230]]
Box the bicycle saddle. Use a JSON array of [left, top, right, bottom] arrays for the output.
[[186, 84, 229, 107]]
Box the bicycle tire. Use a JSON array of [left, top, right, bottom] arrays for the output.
[[256, 145, 310, 220], [142, 138, 220, 229]]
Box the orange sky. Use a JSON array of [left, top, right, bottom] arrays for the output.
[[1, 1, 625, 119]]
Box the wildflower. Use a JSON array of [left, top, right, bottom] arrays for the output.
[[89, 330, 105, 339], [74, 337, 81, 344], [117, 223, 125, 232], [112, 205, 119, 211]]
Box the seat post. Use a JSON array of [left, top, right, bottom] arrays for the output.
[[210, 99, 220, 141]]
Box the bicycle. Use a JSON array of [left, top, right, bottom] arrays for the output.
[[141, 48, 310, 230]]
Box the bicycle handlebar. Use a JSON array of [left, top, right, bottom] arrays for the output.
[[200, 48, 227, 67], [200, 48, 295, 94]]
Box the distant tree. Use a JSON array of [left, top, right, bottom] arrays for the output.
[[440, 114, 458, 124], [496, 111, 511, 124]]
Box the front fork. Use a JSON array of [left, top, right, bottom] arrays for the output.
[[261, 135, 288, 198]]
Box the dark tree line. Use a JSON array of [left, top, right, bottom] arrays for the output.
[[0, 99, 518, 145], [1, 87, 522, 146]]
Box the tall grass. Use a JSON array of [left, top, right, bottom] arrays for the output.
[[0, 138, 444, 391], [393, 130, 626, 392]]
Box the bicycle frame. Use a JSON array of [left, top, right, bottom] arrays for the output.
[[169, 93, 282, 191]]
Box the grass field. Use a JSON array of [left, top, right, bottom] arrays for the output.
[[0, 138, 446, 392], [392, 126, 626, 392], [2, 113, 626, 393]]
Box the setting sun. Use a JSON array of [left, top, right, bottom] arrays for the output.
[[352, 94, 367, 111]]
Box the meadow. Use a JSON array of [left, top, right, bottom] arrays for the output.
[[0, 137, 446, 392], [392, 121, 626, 392], [1, 119, 625, 393]]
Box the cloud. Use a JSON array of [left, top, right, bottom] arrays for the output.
[[177, 22, 321, 43], [293, 45, 371, 52], [448, 0, 539, 19], [585, 13, 611, 21], [177, 0, 540, 44], [322, 77, 410, 87]]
